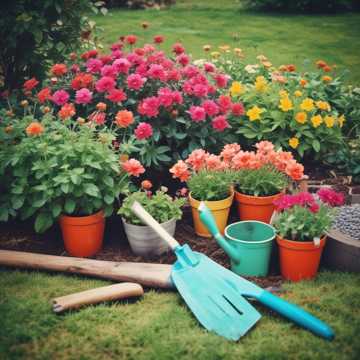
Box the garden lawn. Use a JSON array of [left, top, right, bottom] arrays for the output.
[[92, 0, 360, 83], [1, 269, 359, 359]]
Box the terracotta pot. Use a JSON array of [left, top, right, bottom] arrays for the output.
[[59, 210, 105, 257], [189, 190, 234, 238], [235, 191, 282, 223], [276, 235, 327, 282]]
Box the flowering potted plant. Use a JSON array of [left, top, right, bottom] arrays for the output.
[[272, 189, 344, 281], [223, 141, 304, 223], [118, 183, 185, 256], [0, 113, 144, 257], [170, 149, 233, 237]]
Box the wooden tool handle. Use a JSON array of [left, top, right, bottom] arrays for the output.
[[131, 201, 179, 250], [52, 283, 144, 313], [0, 250, 173, 289]]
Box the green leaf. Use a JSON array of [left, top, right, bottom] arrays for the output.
[[156, 146, 170, 154], [61, 183, 70, 194], [52, 203, 62, 218], [64, 199, 76, 214], [84, 184, 100, 198], [104, 194, 114, 205], [11, 196, 24, 210], [34, 212, 53, 233], [312, 139, 321, 152], [70, 174, 80, 185], [103, 176, 114, 187], [174, 132, 187, 140], [0, 208, 9, 222], [157, 154, 172, 162]]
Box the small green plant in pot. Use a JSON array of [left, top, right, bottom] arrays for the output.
[[170, 149, 234, 237], [225, 141, 304, 223], [272, 189, 344, 282], [0, 114, 144, 257], [118, 183, 185, 256]]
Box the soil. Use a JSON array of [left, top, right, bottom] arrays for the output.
[[0, 204, 283, 289]]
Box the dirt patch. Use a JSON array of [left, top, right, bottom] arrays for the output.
[[0, 205, 283, 289]]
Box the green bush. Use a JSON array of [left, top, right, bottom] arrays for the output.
[[0, 0, 106, 90], [243, 0, 359, 13]]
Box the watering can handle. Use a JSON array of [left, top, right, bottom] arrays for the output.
[[257, 291, 335, 340], [131, 201, 179, 250], [198, 202, 241, 264]]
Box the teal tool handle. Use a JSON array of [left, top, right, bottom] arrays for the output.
[[258, 290, 334, 340]]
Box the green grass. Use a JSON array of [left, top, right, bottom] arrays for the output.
[[1, 269, 359, 359], [92, 0, 360, 83]]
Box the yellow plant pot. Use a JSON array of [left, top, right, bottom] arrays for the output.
[[189, 190, 234, 238]]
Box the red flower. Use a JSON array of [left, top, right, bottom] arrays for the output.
[[106, 88, 127, 103], [141, 180, 153, 190], [134, 122, 153, 140], [172, 42, 185, 55], [122, 159, 145, 177], [89, 111, 106, 125], [37, 88, 52, 103], [217, 95, 232, 113], [125, 34, 137, 45], [212, 115, 230, 132], [23, 77, 39, 91], [153, 35, 165, 44], [232, 102, 245, 116], [51, 63, 67, 77], [58, 103, 76, 120]]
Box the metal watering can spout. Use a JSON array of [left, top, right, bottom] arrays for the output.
[[198, 202, 241, 264]]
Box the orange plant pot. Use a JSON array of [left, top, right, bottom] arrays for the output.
[[276, 235, 327, 282], [59, 210, 105, 257], [235, 191, 282, 223], [189, 190, 234, 238]]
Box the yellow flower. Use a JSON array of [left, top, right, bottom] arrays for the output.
[[219, 45, 230, 51], [338, 114, 346, 127], [295, 112, 307, 124], [230, 81, 245, 97], [322, 75, 332, 82], [247, 106, 265, 121], [316, 101, 331, 111], [294, 90, 302, 97], [289, 137, 299, 149], [233, 48, 243, 55], [256, 54, 268, 61], [254, 76, 268, 92], [279, 97, 293, 112], [262, 61, 272, 68], [211, 51, 221, 59], [279, 90, 288, 98], [311, 115, 323, 128], [324, 115, 335, 128], [300, 98, 315, 112]]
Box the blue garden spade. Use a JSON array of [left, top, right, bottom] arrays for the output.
[[131, 201, 334, 341]]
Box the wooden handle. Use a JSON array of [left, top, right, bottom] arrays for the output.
[[131, 201, 179, 250], [0, 250, 173, 289], [52, 283, 144, 313]]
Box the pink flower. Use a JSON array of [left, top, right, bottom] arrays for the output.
[[170, 160, 190, 182], [154, 35, 165, 44], [231, 151, 259, 170], [106, 88, 127, 103], [317, 188, 345, 207], [75, 88, 93, 104], [188, 106, 206, 122], [95, 76, 116, 93], [122, 159, 145, 177], [138, 97, 161, 117], [182, 65, 199, 79], [136, 63, 148, 77], [89, 111, 106, 125], [186, 149, 208, 171], [220, 143, 241, 163], [172, 42, 185, 55], [218, 95, 232, 113], [204, 62, 216, 73], [212, 115, 230, 132], [127, 74, 146, 90], [255, 141, 275, 155], [134, 122, 153, 140], [205, 155, 225, 170], [100, 55, 113, 64], [51, 89, 69, 106], [202, 100, 219, 116], [86, 58, 103, 73], [147, 64, 166, 81], [214, 73, 229, 88], [193, 84, 208, 98], [172, 91, 183, 104], [111, 50, 123, 59], [176, 54, 190, 67], [113, 58, 131, 74], [232, 102, 245, 116], [158, 87, 174, 107], [166, 69, 181, 81], [101, 64, 118, 77], [127, 52, 143, 66]]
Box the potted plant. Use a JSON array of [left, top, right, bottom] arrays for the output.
[[170, 149, 233, 237], [225, 141, 304, 223], [0, 113, 144, 257], [118, 185, 185, 256], [272, 189, 344, 281]]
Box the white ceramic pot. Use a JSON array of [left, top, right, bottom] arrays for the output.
[[122, 217, 176, 256]]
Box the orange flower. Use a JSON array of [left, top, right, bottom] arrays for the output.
[[141, 180, 153, 190], [322, 76, 332, 82], [58, 103, 76, 120], [26, 122, 44, 136], [115, 110, 134, 128], [295, 112, 307, 124], [96, 102, 107, 111], [286, 64, 296, 72], [323, 65, 332, 72], [122, 159, 145, 177], [316, 60, 327, 69], [169, 160, 190, 182], [285, 160, 304, 181], [300, 79, 307, 87]]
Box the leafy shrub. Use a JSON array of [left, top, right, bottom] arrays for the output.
[[233, 165, 288, 196], [0, 0, 106, 90], [243, 0, 359, 13], [118, 190, 185, 225], [0, 112, 143, 232]]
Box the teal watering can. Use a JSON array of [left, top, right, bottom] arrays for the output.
[[199, 202, 275, 277]]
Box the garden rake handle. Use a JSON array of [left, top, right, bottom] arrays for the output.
[[131, 201, 179, 250]]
